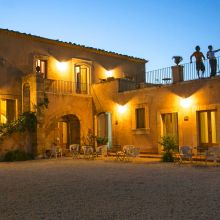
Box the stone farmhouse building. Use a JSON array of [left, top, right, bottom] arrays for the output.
[[0, 28, 219, 157]]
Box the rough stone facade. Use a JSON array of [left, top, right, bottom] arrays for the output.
[[1, 28, 219, 157], [0, 28, 146, 156], [93, 78, 220, 153]]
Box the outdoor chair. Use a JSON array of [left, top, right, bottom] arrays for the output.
[[69, 144, 80, 159], [178, 146, 193, 164], [205, 146, 220, 165], [81, 145, 94, 160], [116, 145, 140, 162], [50, 144, 62, 158]]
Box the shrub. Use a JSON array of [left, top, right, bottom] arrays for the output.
[[96, 137, 108, 145], [162, 152, 174, 162], [3, 149, 33, 162], [159, 135, 178, 162], [0, 111, 37, 142]]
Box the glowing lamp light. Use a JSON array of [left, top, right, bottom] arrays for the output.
[[118, 105, 126, 114], [106, 70, 113, 78], [180, 98, 191, 108], [56, 61, 68, 71]]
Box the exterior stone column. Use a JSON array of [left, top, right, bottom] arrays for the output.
[[172, 65, 184, 83]]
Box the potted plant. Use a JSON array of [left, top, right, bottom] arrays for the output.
[[172, 56, 183, 66], [96, 137, 108, 146], [159, 135, 178, 162]]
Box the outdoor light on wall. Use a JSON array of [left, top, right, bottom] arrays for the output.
[[106, 70, 113, 78], [117, 104, 127, 114], [56, 61, 68, 72], [180, 97, 191, 108]]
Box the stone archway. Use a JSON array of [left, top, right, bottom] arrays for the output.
[[45, 114, 80, 149], [58, 114, 80, 148]]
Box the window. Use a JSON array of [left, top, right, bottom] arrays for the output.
[[161, 113, 179, 143], [136, 108, 145, 128], [75, 65, 88, 94], [0, 99, 16, 124], [36, 59, 47, 78], [0, 100, 6, 124], [132, 104, 149, 133], [198, 110, 217, 147]]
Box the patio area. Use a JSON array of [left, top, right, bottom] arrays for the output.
[[0, 158, 220, 219]]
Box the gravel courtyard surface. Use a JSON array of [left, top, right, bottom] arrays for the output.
[[0, 159, 220, 220]]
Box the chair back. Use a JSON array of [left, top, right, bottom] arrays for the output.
[[123, 145, 139, 157], [180, 146, 192, 156], [70, 144, 80, 152], [123, 145, 134, 154], [81, 145, 93, 154], [207, 146, 220, 156]]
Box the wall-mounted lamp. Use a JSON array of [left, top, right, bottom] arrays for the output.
[[180, 97, 191, 108], [56, 61, 68, 72], [106, 70, 113, 78], [117, 104, 127, 114]]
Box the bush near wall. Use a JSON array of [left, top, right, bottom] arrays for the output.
[[0, 112, 37, 159], [159, 135, 178, 162], [3, 149, 33, 162], [0, 112, 37, 139]]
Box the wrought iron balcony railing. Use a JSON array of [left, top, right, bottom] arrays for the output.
[[42, 79, 89, 95], [146, 56, 220, 84]]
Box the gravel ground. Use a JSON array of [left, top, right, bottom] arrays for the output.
[[0, 158, 220, 220]]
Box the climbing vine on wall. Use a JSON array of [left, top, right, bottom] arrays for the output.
[[0, 93, 49, 142], [34, 93, 49, 114], [0, 112, 37, 141]]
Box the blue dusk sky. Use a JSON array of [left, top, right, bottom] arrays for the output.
[[0, 0, 220, 71]]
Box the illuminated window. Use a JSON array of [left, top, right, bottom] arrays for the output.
[[75, 65, 88, 94], [198, 110, 217, 147], [36, 59, 47, 78], [0, 99, 16, 124], [0, 100, 6, 124], [136, 108, 145, 128]]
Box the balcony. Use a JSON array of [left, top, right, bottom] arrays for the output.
[[41, 79, 89, 95], [146, 56, 220, 84]]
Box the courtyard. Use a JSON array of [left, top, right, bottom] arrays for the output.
[[0, 158, 220, 219]]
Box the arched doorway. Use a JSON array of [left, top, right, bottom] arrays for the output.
[[57, 114, 80, 149]]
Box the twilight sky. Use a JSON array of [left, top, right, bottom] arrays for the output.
[[0, 0, 220, 71]]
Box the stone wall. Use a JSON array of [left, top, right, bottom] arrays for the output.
[[93, 77, 220, 153], [0, 131, 36, 158]]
